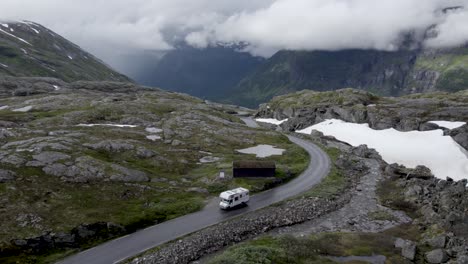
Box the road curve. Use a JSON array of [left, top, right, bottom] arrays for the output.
[[58, 118, 331, 264]]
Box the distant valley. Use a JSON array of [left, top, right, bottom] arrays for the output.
[[125, 45, 468, 108]]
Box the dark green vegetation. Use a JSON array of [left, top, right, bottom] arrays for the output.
[[0, 80, 308, 263], [0, 21, 129, 82], [132, 45, 264, 100], [208, 228, 417, 264]]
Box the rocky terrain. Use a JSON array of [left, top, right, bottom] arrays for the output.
[[130, 135, 368, 264], [0, 77, 308, 263], [129, 130, 468, 264], [173, 134, 467, 264], [0, 21, 129, 82], [256, 88, 468, 149]]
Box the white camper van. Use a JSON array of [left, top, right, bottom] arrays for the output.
[[219, 187, 249, 210]]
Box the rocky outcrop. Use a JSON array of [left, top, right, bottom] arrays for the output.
[[395, 238, 417, 260], [0, 169, 16, 182], [450, 125, 468, 150], [7, 222, 125, 255], [84, 140, 135, 153], [256, 89, 468, 152], [426, 249, 449, 264], [389, 165, 468, 263]]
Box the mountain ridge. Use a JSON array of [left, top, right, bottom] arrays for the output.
[[0, 20, 131, 82]]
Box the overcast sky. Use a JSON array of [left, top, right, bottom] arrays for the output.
[[1, 0, 467, 63]]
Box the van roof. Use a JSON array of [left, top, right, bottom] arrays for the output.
[[219, 187, 249, 199]]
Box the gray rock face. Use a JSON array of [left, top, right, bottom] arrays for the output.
[[426, 249, 449, 264], [43, 156, 106, 183], [0, 169, 16, 182], [109, 164, 149, 182], [27, 151, 71, 167], [0, 129, 15, 140], [457, 255, 468, 264], [450, 125, 468, 150], [385, 164, 434, 179], [136, 147, 156, 159], [84, 140, 134, 153], [395, 238, 417, 260], [428, 236, 447, 248]]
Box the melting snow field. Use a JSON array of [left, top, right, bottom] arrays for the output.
[[298, 119, 468, 181], [12, 106, 33, 112], [237, 144, 285, 158], [255, 118, 288, 125], [429, 120, 466, 130]]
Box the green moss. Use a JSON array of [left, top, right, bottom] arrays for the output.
[[376, 178, 418, 218], [367, 210, 398, 222], [209, 232, 410, 264]]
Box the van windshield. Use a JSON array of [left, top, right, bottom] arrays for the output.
[[221, 199, 232, 204]]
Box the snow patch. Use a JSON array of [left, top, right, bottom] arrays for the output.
[[145, 127, 163, 133], [12, 106, 33, 112], [237, 144, 285, 158], [429, 120, 466, 130], [0, 63, 8, 68], [0, 28, 32, 46], [77, 124, 138, 128], [0, 105, 9, 110], [53, 85, 60, 91], [255, 118, 289, 125], [21, 48, 27, 54], [199, 156, 220, 163], [68, 55, 73, 60], [298, 119, 468, 181], [30, 27, 40, 34], [1, 24, 8, 28], [146, 135, 162, 141]]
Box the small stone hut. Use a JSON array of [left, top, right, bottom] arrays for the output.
[[233, 161, 276, 178]]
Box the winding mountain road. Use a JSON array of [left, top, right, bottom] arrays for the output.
[[58, 118, 330, 264]]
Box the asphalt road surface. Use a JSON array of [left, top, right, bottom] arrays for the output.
[[59, 118, 330, 264]]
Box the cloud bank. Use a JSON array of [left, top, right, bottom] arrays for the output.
[[0, 0, 467, 60]]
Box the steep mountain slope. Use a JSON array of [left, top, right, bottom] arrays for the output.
[[131, 45, 264, 100], [0, 21, 130, 82], [229, 47, 468, 107]]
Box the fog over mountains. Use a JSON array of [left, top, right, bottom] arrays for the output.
[[1, 0, 468, 107], [1, 0, 467, 65]]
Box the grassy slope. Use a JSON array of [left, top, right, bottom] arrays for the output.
[[0, 89, 309, 263]]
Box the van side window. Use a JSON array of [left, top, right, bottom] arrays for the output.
[[235, 197, 238, 201]]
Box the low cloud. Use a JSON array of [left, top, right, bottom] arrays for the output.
[[0, 0, 467, 63]]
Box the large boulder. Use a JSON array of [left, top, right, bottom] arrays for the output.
[[26, 151, 71, 167], [84, 140, 134, 153], [0, 169, 16, 182], [450, 125, 468, 150], [109, 164, 149, 182], [426, 249, 449, 264], [395, 238, 417, 260], [43, 156, 106, 183]]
